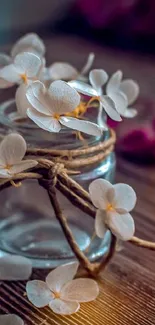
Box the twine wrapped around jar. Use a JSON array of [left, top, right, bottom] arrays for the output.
[[0, 128, 155, 277]]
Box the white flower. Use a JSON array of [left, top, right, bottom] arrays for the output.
[[0, 133, 38, 178], [0, 254, 32, 280], [26, 262, 99, 315], [48, 53, 95, 81], [0, 33, 45, 90], [11, 33, 45, 58], [69, 69, 139, 121], [89, 179, 137, 240], [0, 314, 24, 325], [0, 33, 45, 88], [0, 52, 42, 85], [69, 69, 125, 121], [0, 51, 42, 117], [106, 70, 139, 118], [26, 80, 104, 135], [0, 33, 45, 64]]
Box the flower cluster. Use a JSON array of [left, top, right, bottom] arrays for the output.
[[0, 33, 139, 320], [0, 33, 139, 135]]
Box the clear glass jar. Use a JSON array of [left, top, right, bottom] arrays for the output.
[[0, 99, 116, 268]]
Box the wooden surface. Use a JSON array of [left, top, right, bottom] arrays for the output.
[[1, 35, 155, 324]]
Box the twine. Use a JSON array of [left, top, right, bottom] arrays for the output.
[[26, 129, 116, 169], [0, 129, 155, 276]]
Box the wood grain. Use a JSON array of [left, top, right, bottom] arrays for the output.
[[1, 36, 155, 324]]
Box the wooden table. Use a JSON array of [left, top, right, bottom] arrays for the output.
[[0, 35, 155, 325]]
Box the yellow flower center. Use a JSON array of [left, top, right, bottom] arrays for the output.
[[65, 101, 87, 118], [106, 203, 114, 211], [53, 291, 61, 299], [20, 73, 28, 84], [53, 97, 100, 120], [53, 113, 60, 120], [5, 164, 12, 170]]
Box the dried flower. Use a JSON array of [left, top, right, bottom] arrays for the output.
[[89, 179, 137, 240], [26, 80, 104, 135], [0, 52, 42, 117], [11, 33, 45, 58], [48, 53, 95, 81], [0, 133, 38, 178], [0, 314, 24, 325], [69, 69, 125, 121], [0, 52, 41, 86], [69, 69, 139, 121], [106, 70, 139, 118], [26, 262, 99, 315], [0, 254, 32, 281], [0, 33, 45, 90]]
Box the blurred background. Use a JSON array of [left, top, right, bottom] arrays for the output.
[[1, 0, 155, 162], [1, 0, 155, 52]]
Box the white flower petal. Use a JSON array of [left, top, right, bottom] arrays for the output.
[[0, 314, 24, 325], [108, 211, 135, 240], [26, 81, 52, 115], [49, 299, 80, 315], [81, 52, 95, 75], [27, 108, 61, 132], [11, 33, 45, 58], [95, 209, 107, 238], [89, 69, 108, 92], [9, 160, 38, 175], [49, 62, 78, 81], [60, 116, 103, 136], [0, 255, 32, 280], [0, 64, 20, 83], [120, 79, 139, 105], [68, 80, 98, 97], [14, 52, 41, 78], [26, 280, 52, 308], [0, 53, 13, 88], [37, 57, 46, 79], [46, 262, 79, 293], [61, 278, 99, 302], [89, 178, 113, 209], [0, 168, 12, 178], [113, 183, 137, 212], [15, 84, 30, 117], [106, 70, 122, 95], [0, 53, 11, 67], [0, 133, 27, 165], [101, 95, 122, 121], [109, 91, 128, 115], [121, 108, 137, 118], [48, 80, 80, 114]]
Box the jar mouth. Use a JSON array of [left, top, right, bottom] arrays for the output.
[[0, 99, 109, 148]]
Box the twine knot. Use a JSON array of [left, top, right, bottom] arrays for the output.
[[49, 163, 65, 187]]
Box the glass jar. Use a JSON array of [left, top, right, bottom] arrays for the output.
[[0, 99, 116, 268]]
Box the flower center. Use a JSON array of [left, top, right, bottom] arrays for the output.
[[20, 73, 28, 84], [53, 113, 60, 120], [106, 203, 114, 211], [5, 164, 12, 170], [65, 102, 87, 118], [53, 291, 61, 299]]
